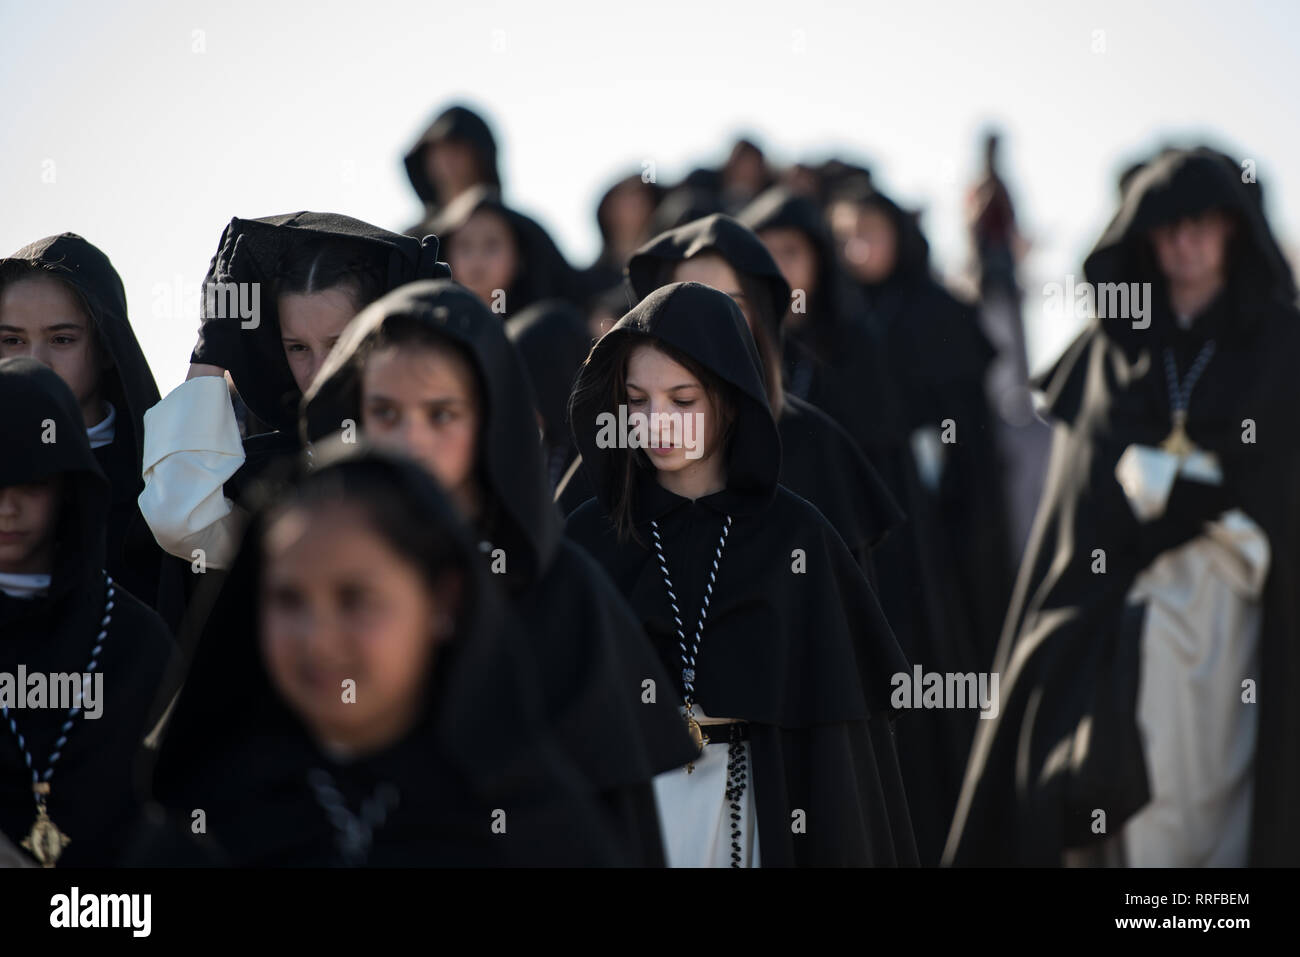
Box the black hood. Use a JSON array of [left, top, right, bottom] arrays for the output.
[[0, 357, 108, 606], [1080, 146, 1296, 344], [403, 104, 502, 210], [149, 441, 554, 813], [506, 299, 591, 449], [1, 233, 160, 456], [302, 280, 560, 587], [569, 281, 781, 521], [832, 177, 932, 283], [627, 213, 791, 342], [431, 187, 580, 315], [189, 212, 451, 435]]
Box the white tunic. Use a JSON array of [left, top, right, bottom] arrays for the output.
[[138, 375, 247, 570], [652, 705, 760, 868]]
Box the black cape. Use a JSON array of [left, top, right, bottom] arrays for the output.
[[505, 299, 592, 490], [564, 281, 918, 866], [301, 280, 697, 863], [142, 443, 626, 866], [825, 181, 1015, 862], [0, 358, 174, 866], [600, 212, 903, 569], [1, 234, 185, 626], [946, 146, 1300, 866], [189, 211, 451, 496], [403, 104, 503, 225]]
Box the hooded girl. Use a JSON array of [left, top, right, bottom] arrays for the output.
[[403, 104, 503, 231], [946, 146, 1300, 867], [430, 186, 582, 319], [738, 185, 892, 456], [138, 212, 450, 571], [558, 214, 902, 588], [0, 358, 175, 867], [564, 281, 917, 867], [582, 173, 665, 305], [142, 442, 625, 866], [301, 280, 696, 865], [0, 234, 183, 626]]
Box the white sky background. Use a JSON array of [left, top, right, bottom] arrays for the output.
[[4, 0, 1299, 391]]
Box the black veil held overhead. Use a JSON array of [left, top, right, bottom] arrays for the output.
[[947, 146, 1300, 866]]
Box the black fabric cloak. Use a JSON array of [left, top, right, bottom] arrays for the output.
[[425, 187, 583, 316], [824, 181, 1015, 862], [564, 281, 918, 866], [0, 358, 175, 866], [0, 234, 184, 626], [505, 299, 592, 490], [403, 104, 503, 224], [189, 211, 451, 496], [946, 146, 1300, 866], [142, 444, 626, 866], [301, 280, 697, 864]]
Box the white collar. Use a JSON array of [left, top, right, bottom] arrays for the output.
[[86, 401, 117, 449], [0, 572, 52, 599]]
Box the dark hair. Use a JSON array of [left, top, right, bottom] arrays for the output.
[[263, 456, 469, 633], [570, 332, 738, 545], [271, 238, 388, 311], [651, 257, 785, 418]]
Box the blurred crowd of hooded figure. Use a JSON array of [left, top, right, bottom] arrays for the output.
[[1, 100, 1297, 870]]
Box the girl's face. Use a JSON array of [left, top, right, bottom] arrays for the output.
[[625, 344, 721, 476], [672, 255, 753, 332], [424, 140, 479, 202], [0, 276, 107, 428], [758, 227, 818, 307], [0, 478, 59, 575], [1149, 210, 1234, 290], [279, 287, 360, 393], [830, 202, 898, 283], [446, 210, 518, 311], [260, 501, 457, 756], [360, 345, 481, 516]]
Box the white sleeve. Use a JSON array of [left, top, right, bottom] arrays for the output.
[[138, 376, 247, 569]]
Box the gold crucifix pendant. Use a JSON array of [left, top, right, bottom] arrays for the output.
[[22, 786, 70, 868], [1159, 409, 1197, 460]]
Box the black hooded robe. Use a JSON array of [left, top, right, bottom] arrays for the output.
[[302, 280, 698, 865], [0, 358, 174, 867], [140, 445, 627, 866], [1, 234, 187, 628], [564, 281, 917, 866], [946, 147, 1300, 866]]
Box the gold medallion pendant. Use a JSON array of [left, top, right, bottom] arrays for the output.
[[1159, 409, 1197, 459], [22, 784, 70, 868], [685, 711, 706, 774]]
